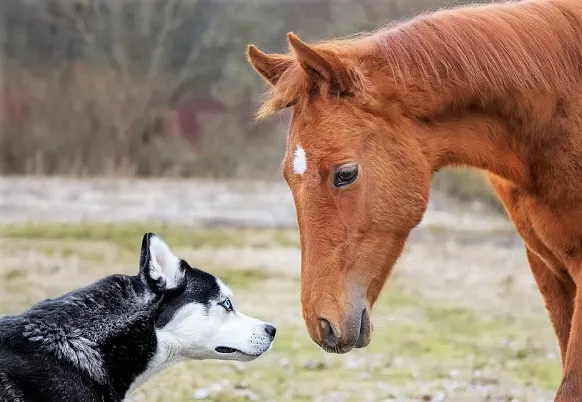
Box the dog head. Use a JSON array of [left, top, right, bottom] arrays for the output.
[[139, 232, 276, 362]]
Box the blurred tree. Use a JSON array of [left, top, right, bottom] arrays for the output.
[[0, 0, 495, 182]]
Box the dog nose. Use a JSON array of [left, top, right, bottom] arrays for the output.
[[318, 318, 339, 348], [264, 324, 276, 338]]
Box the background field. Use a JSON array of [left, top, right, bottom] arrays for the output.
[[0, 177, 559, 401], [0, 0, 560, 401], [0, 0, 501, 210]]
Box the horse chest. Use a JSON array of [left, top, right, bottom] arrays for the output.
[[511, 193, 582, 276], [489, 175, 582, 276]]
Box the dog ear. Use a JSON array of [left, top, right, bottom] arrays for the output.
[[139, 232, 185, 293]]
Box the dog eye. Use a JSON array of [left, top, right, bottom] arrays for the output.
[[333, 163, 359, 188], [220, 299, 233, 312]]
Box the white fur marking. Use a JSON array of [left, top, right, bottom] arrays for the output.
[[127, 332, 183, 396], [216, 279, 233, 299], [126, 280, 276, 396], [149, 235, 183, 290], [293, 145, 307, 175]]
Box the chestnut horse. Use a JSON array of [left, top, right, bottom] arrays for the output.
[[247, 0, 582, 399]]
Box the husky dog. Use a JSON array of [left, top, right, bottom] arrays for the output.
[[0, 232, 276, 401]]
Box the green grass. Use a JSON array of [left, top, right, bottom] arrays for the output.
[[0, 222, 559, 401], [0, 222, 300, 251], [219, 267, 277, 289]]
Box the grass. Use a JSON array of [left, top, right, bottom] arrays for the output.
[[219, 268, 276, 290], [433, 167, 503, 212], [0, 222, 300, 251], [0, 222, 559, 401]]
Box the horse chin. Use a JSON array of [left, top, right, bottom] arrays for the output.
[[319, 343, 355, 354]]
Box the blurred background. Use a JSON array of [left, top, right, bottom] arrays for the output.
[[0, 1, 560, 401]]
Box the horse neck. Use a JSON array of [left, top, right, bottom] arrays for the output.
[[415, 107, 529, 187], [371, 69, 553, 189], [353, 0, 582, 189]]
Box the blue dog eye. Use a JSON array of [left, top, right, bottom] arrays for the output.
[[221, 299, 233, 312]]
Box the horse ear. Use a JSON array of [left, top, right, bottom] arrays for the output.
[[247, 45, 294, 87], [287, 32, 359, 96]]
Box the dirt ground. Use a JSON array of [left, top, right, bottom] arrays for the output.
[[0, 177, 560, 401]]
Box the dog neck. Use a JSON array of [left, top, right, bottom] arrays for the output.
[[2, 274, 170, 398], [125, 330, 187, 396]]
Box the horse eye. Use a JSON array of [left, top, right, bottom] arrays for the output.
[[220, 299, 233, 312], [333, 164, 359, 187]]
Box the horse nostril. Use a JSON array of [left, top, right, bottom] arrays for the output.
[[264, 324, 276, 338], [319, 318, 338, 347]]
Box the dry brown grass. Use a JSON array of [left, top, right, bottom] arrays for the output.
[[0, 222, 559, 401]]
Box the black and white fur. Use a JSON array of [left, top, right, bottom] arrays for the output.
[[0, 232, 276, 401]]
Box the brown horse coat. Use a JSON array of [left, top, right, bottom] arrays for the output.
[[248, 1, 582, 399]]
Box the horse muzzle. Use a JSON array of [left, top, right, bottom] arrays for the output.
[[316, 306, 372, 354]]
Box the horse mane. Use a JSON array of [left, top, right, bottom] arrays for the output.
[[257, 0, 582, 119]]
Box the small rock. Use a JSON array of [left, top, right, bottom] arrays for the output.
[[392, 357, 405, 367], [235, 381, 250, 389], [443, 380, 461, 392], [433, 392, 447, 401], [546, 351, 558, 360], [279, 357, 291, 367], [303, 359, 328, 370], [376, 382, 391, 391], [234, 389, 259, 401], [344, 358, 365, 370], [209, 382, 226, 393], [193, 389, 210, 400]]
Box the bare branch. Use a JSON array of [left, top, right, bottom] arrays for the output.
[[146, 0, 182, 86]]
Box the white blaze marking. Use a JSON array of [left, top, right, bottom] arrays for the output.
[[293, 145, 307, 175]]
